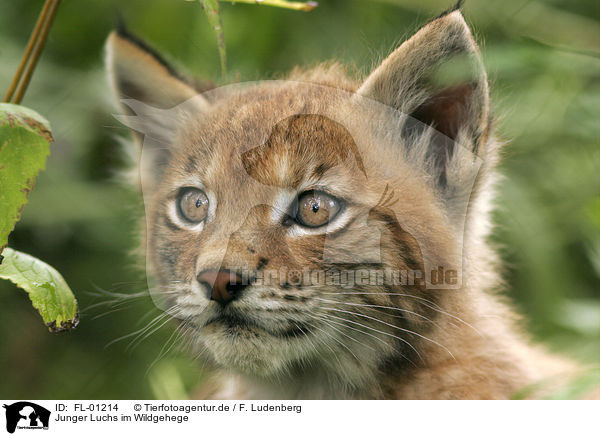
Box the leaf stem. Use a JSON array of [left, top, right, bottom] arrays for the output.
[[197, 0, 227, 81], [3, 0, 62, 104], [222, 0, 318, 11]]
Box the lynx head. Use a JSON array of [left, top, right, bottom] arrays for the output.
[[106, 10, 496, 393]]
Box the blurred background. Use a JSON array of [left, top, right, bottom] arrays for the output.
[[0, 0, 598, 399]]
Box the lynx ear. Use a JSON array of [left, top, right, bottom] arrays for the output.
[[105, 28, 210, 185], [357, 10, 490, 170], [106, 27, 202, 109], [105, 28, 209, 144]]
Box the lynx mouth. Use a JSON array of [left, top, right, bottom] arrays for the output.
[[205, 310, 310, 339]]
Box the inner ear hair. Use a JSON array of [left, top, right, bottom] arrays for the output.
[[410, 82, 478, 142], [357, 10, 489, 148], [356, 9, 490, 193]]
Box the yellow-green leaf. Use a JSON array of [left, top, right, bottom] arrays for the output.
[[0, 248, 78, 333], [0, 103, 52, 254]]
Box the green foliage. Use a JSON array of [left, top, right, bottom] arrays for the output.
[[544, 367, 600, 400], [0, 248, 78, 332], [0, 0, 597, 399], [148, 359, 194, 400], [512, 367, 600, 400], [197, 0, 227, 79], [194, 0, 317, 79], [0, 103, 51, 252], [0, 99, 77, 334]]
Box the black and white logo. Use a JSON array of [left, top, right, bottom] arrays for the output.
[[3, 402, 50, 433]]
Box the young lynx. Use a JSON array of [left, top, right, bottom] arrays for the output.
[[106, 8, 576, 399]]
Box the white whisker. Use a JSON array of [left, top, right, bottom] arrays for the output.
[[315, 297, 435, 323], [314, 310, 422, 364], [105, 311, 169, 349], [321, 306, 455, 360], [305, 313, 378, 353], [322, 291, 481, 336], [303, 317, 362, 362]]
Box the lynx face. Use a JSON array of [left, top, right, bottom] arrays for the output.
[[107, 10, 494, 391]]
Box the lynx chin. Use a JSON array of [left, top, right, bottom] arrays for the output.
[[105, 8, 581, 399]]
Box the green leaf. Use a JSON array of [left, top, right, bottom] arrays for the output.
[[0, 103, 52, 254], [0, 247, 78, 333], [197, 0, 227, 80]]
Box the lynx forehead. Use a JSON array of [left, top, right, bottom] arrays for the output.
[[106, 8, 576, 399]]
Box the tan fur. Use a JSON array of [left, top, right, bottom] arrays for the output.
[[106, 10, 585, 399]]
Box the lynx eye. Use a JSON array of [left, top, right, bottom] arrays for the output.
[[177, 188, 209, 223], [295, 190, 341, 228]]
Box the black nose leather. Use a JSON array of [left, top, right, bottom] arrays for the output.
[[197, 269, 246, 305]]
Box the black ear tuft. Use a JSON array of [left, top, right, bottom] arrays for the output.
[[105, 27, 211, 188], [113, 24, 184, 84], [435, 0, 465, 21], [105, 27, 210, 109]]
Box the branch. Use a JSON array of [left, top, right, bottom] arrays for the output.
[[3, 0, 62, 104]]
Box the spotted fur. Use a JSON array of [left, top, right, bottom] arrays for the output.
[[106, 10, 579, 399]]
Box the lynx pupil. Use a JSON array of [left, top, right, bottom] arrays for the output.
[[177, 188, 209, 223], [295, 190, 340, 228]]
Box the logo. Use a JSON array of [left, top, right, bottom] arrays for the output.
[[3, 402, 50, 434]]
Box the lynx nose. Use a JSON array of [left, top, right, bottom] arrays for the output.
[[197, 269, 246, 305]]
